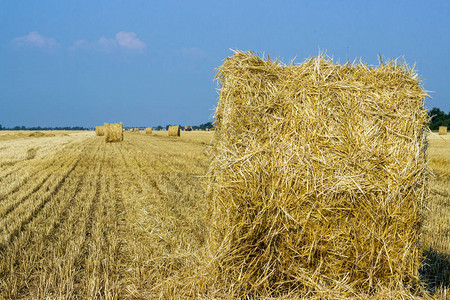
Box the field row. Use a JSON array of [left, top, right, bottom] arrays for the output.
[[0, 132, 210, 299]]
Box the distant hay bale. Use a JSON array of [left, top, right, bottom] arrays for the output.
[[104, 123, 123, 143], [134, 128, 140, 133], [168, 126, 180, 137], [95, 126, 105, 136], [439, 126, 447, 135], [145, 127, 152, 135], [208, 51, 430, 297]]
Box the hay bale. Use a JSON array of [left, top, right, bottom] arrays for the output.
[[208, 51, 429, 297], [104, 123, 123, 142], [168, 126, 180, 137], [438, 126, 447, 135], [95, 126, 105, 136], [134, 128, 140, 133], [145, 127, 153, 135]]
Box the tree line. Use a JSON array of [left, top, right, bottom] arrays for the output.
[[428, 107, 450, 130], [0, 122, 215, 131], [0, 125, 87, 131], [1, 110, 448, 131], [154, 122, 214, 131]]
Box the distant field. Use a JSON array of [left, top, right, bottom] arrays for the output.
[[0, 130, 448, 299]]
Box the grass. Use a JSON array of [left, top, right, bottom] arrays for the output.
[[0, 130, 447, 299]]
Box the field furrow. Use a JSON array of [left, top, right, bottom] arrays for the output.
[[0, 137, 96, 298], [0, 156, 81, 248], [0, 138, 95, 202]]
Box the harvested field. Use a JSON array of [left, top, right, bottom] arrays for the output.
[[0, 131, 447, 299]]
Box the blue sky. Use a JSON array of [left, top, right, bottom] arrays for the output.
[[0, 0, 449, 127]]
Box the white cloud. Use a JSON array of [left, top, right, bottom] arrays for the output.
[[71, 32, 146, 52], [115, 32, 146, 50], [12, 32, 59, 48]]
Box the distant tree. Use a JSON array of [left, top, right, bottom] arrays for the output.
[[7, 125, 88, 131], [198, 122, 213, 130], [428, 107, 450, 130], [156, 125, 163, 131], [0, 124, 2, 130]]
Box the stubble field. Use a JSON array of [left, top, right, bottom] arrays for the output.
[[0, 130, 448, 299]]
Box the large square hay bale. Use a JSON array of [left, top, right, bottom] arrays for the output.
[[95, 126, 105, 136], [438, 126, 447, 135], [209, 51, 429, 297], [104, 122, 123, 142], [168, 125, 180, 137], [145, 127, 153, 135]]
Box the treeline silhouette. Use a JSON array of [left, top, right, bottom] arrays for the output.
[[156, 122, 213, 131], [0, 122, 215, 131], [1, 110, 447, 132], [0, 125, 87, 131], [428, 107, 450, 130]]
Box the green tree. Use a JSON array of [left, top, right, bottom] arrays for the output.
[[428, 107, 450, 130]]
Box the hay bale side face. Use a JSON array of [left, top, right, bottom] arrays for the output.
[[104, 123, 123, 142], [95, 126, 105, 136], [145, 127, 152, 135], [439, 126, 447, 135], [168, 126, 180, 136], [209, 51, 429, 296]]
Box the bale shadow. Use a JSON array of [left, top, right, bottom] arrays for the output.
[[420, 247, 450, 293]]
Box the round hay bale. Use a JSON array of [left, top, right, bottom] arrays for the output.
[[168, 126, 180, 137], [145, 127, 153, 135], [104, 123, 123, 142], [95, 126, 105, 136], [438, 126, 447, 135], [208, 51, 430, 297]]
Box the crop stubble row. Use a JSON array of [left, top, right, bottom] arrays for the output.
[[0, 132, 210, 299]]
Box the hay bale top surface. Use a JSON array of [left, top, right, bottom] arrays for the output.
[[209, 51, 429, 297]]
